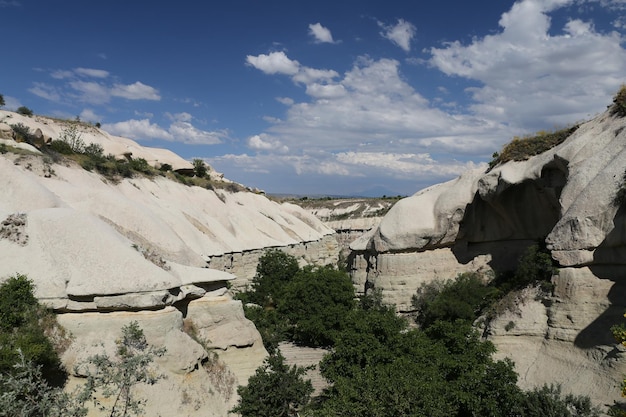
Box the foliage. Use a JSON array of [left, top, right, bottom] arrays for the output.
[[0, 93, 4, 107], [57, 124, 85, 153], [79, 321, 166, 417], [158, 163, 172, 172], [488, 126, 578, 170], [412, 272, 497, 329], [10, 123, 36, 144], [279, 265, 355, 347], [0, 274, 66, 385], [614, 169, 626, 207], [17, 106, 33, 116], [494, 244, 556, 294], [515, 384, 601, 417], [0, 351, 87, 417], [316, 318, 521, 417], [49, 139, 75, 154], [231, 352, 313, 417], [239, 249, 300, 307], [611, 85, 626, 117], [192, 158, 208, 178], [241, 305, 289, 353]]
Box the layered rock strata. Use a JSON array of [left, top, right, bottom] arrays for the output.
[[0, 111, 339, 416]]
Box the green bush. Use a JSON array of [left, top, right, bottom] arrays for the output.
[[192, 158, 208, 178], [16, 106, 33, 116], [488, 126, 578, 170], [240, 249, 300, 307], [278, 265, 355, 347], [49, 139, 75, 154], [612, 85, 626, 117], [10, 123, 35, 144], [0, 274, 66, 386], [0, 94, 5, 107], [231, 352, 313, 417], [412, 272, 497, 329]]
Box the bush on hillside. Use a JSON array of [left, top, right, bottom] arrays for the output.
[[16, 106, 33, 116], [0, 94, 5, 107], [488, 126, 579, 170], [611, 85, 626, 117], [0, 274, 67, 386]]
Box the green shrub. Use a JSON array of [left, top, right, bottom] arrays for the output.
[[488, 126, 578, 170], [612, 85, 626, 117], [412, 272, 497, 329], [515, 384, 600, 417], [49, 139, 75, 154], [192, 158, 208, 178], [10, 123, 35, 143], [278, 265, 355, 347], [57, 124, 84, 153], [129, 157, 153, 175], [231, 352, 313, 417], [0, 94, 4, 107], [16, 106, 33, 116], [159, 163, 172, 172], [0, 274, 66, 386]]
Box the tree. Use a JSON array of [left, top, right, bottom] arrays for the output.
[[79, 321, 166, 417], [0, 274, 66, 385], [0, 351, 87, 417], [231, 352, 313, 417], [278, 265, 355, 347], [412, 272, 496, 329], [0, 94, 5, 107], [240, 249, 300, 307], [192, 158, 208, 178], [16, 106, 33, 116]]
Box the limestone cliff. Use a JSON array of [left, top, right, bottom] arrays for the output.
[[0, 110, 338, 416], [351, 108, 626, 409]]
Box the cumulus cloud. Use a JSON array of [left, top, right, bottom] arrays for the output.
[[103, 119, 173, 141], [79, 108, 103, 123], [378, 19, 416, 52], [111, 81, 160, 100], [428, 0, 626, 127], [248, 134, 289, 153], [103, 114, 226, 145], [246, 51, 300, 75], [309, 23, 335, 43]]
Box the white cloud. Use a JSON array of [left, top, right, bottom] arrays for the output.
[[103, 119, 173, 141], [305, 83, 346, 99], [28, 82, 62, 102], [248, 134, 289, 153], [79, 108, 103, 123], [308, 23, 335, 43], [168, 121, 223, 145], [292, 67, 339, 85], [0, 1, 20, 7], [2, 95, 22, 110], [74, 67, 110, 78], [246, 52, 300, 75], [68, 81, 111, 104], [110, 81, 160, 100], [103, 115, 226, 145], [276, 97, 294, 105], [378, 19, 416, 52], [428, 0, 626, 127]]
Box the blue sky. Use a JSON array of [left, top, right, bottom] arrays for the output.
[[2, 0, 626, 196]]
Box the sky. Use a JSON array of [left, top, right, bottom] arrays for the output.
[[2, 0, 626, 196]]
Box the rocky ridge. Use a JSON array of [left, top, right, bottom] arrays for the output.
[[0, 110, 338, 416], [350, 108, 626, 409]]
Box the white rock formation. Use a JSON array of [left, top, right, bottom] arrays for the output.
[[0, 111, 338, 416], [351, 108, 626, 408]]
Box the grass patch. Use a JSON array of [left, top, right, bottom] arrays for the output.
[[488, 125, 579, 171]]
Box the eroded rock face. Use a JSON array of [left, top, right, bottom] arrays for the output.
[[351, 109, 626, 408], [0, 110, 340, 416]]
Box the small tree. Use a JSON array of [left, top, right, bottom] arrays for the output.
[[80, 321, 166, 417], [0, 94, 5, 107], [17, 106, 33, 116], [231, 352, 313, 417], [0, 351, 87, 417], [192, 158, 208, 178]]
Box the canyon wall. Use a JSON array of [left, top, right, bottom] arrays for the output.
[[350, 109, 626, 409], [0, 110, 339, 416]]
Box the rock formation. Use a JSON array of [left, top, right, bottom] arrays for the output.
[[350, 108, 626, 409], [0, 110, 338, 416]]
